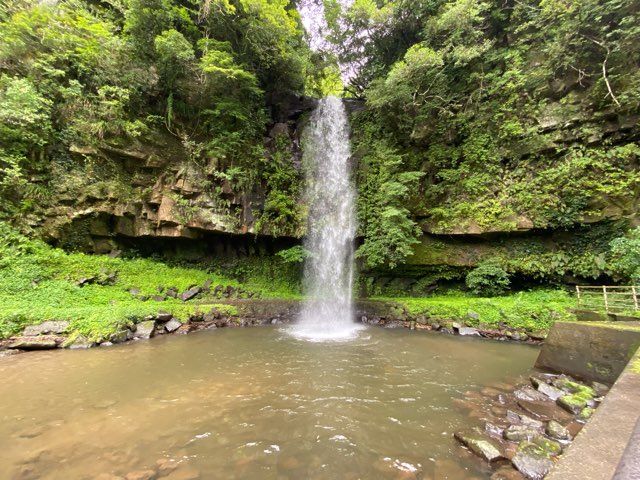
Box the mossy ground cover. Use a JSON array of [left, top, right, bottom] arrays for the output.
[[0, 224, 297, 341], [380, 290, 576, 332]]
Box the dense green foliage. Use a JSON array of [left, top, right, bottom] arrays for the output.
[[0, 0, 339, 225], [389, 289, 576, 333], [0, 223, 299, 340], [333, 0, 640, 273], [609, 227, 640, 284], [465, 261, 511, 296]]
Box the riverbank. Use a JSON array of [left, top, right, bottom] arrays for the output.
[[1, 224, 576, 348]]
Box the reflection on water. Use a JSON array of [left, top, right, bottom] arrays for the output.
[[0, 327, 538, 479]]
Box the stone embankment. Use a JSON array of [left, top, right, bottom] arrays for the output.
[[453, 373, 610, 479]]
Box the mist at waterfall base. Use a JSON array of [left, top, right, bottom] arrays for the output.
[[290, 97, 364, 342]]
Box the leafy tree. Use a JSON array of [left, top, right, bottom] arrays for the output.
[[466, 261, 511, 296], [609, 228, 640, 284]]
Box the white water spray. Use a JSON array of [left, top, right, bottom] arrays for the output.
[[291, 96, 362, 341]]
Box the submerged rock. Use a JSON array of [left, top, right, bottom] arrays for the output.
[[124, 469, 156, 480], [503, 425, 540, 442], [134, 321, 156, 339], [491, 466, 526, 480], [511, 442, 554, 480], [454, 431, 503, 462]]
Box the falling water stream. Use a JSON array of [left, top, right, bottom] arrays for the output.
[[291, 96, 363, 341]]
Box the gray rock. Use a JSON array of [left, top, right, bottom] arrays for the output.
[[458, 327, 480, 336], [591, 381, 610, 397], [452, 322, 462, 330], [512, 442, 554, 480], [178, 287, 202, 302], [156, 311, 173, 322], [23, 321, 69, 336], [110, 330, 132, 344], [166, 287, 178, 298], [546, 420, 571, 441], [454, 431, 503, 462], [467, 310, 480, 320], [151, 295, 166, 302], [165, 319, 182, 333], [506, 410, 544, 429], [68, 335, 95, 349], [134, 321, 156, 339], [8, 337, 60, 350], [537, 383, 565, 401], [515, 386, 550, 402], [503, 425, 540, 442], [100, 341, 114, 347], [129, 287, 141, 296], [485, 422, 505, 438]]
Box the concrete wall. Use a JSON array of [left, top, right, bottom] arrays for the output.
[[535, 321, 640, 383]]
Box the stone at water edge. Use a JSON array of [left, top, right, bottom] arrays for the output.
[[511, 442, 554, 480], [506, 410, 544, 429], [577, 407, 595, 421], [164, 319, 182, 333], [517, 399, 574, 423], [156, 311, 173, 322], [68, 335, 96, 349], [454, 431, 504, 462], [556, 395, 587, 414], [552, 377, 596, 397], [23, 320, 70, 336], [491, 466, 527, 480], [133, 321, 156, 339], [545, 420, 571, 441], [530, 435, 562, 456], [503, 425, 540, 442], [458, 327, 481, 336], [591, 381, 610, 397], [514, 386, 550, 402], [8, 336, 61, 350], [537, 383, 565, 401]]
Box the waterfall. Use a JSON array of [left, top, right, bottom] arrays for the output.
[[291, 96, 363, 341]]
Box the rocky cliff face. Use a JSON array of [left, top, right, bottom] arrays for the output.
[[40, 96, 317, 252]]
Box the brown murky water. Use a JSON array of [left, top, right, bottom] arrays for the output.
[[0, 327, 538, 480]]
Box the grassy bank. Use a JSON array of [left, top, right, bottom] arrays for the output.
[[380, 290, 576, 333], [0, 223, 297, 341]]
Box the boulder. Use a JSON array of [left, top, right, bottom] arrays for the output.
[[202, 279, 213, 292], [129, 287, 141, 296], [531, 435, 562, 456], [151, 295, 166, 302], [454, 431, 503, 462], [511, 442, 554, 480], [514, 386, 550, 402], [178, 287, 201, 302], [23, 321, 69, 336], [110, 330, 132, 344], [134, 321, 156, 339], [68, 335, 95, 349], [156, 311, 173, 322], [165, 319, 182, 333], [537, 383, 565, 401], [545, 420, 571, 441], [506, 410, 544, 429], [8, 336, 61, 350], [557, 395, 587, 414]]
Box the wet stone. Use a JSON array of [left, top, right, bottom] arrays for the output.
[[491, 466, 526, 480], [454, 432, 503, 462], [458, 327, 480, 336], [68, 335, 95, 349], [545, 420, 571, 441], [556, 395, 587, 414], [514, 386, 549, 402], [517, 400, 573, 423], [577, 407, 595, 422], [591, 381, 610, 397], [511, 442, 554, 480], [506, 410, 544, 429], [503, 425, 540, 442], [8, 337, 60, 350], [536, 383, 565, 401]]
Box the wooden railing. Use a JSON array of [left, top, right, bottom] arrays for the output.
[[576, 286, 640, 313]]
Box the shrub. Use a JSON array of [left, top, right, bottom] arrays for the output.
[[465, 261, 510, 296]]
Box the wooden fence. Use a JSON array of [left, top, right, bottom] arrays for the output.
[[576, 286, 640, 313]]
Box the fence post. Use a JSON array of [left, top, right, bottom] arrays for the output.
[[633, 286, 639, 311], [603, 286, 609, 312], [576, 286, 581, 309]]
